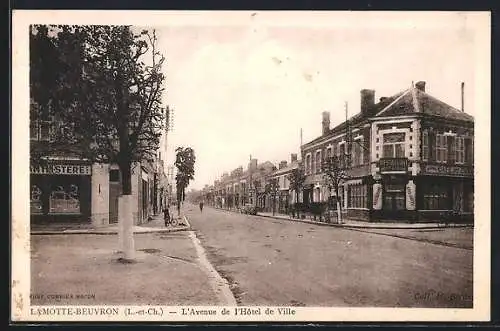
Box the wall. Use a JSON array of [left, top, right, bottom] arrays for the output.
[[90, 163, 109, 226]]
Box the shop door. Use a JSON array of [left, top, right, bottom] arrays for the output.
[[109, 170, 120, 223], [383, 183, 406, 217]]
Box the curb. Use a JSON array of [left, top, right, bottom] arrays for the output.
[[31, 217, 192, 235], [257, 213, 472, 230], [212, 207, 472, 230]]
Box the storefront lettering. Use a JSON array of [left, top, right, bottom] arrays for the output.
[[423, 164, 472, 177], [379, 158, 408, 172], [406, 182, 416, 210], [31, 164, 92, 176], [372, 184, 382, 210]]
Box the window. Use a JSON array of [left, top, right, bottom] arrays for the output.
[[305, 154, 311, 174], [109, 169, 120, 182], [315, 151, 322, 174], [31, 185, 43, 214], [465, 137, 473, 165], [382, 133, 405, 158], [30, 119, 54, 141], [326, 147, 332, 159], [436, 134, 447, 163], [455, 136, 465, 164], [49, 183, 81, 214], [423, 183, 449, 210], [348, 184, 366, 208], [422, 131, 429, 161], [352, 138, 363, 166], [339, 143, 347, 167]]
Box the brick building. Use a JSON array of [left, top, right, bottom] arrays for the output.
[[301, 81, 474, 223]]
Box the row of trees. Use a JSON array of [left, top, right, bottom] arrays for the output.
[[30, 25, 195, 261], [287, 154, 350, 223]]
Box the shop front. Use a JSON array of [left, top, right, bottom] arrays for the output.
[[371, 157, 417, 221], [416, 163, 474, 223], [30, 161, 92, 223]]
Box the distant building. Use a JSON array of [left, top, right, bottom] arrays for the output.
[[267, 154, 300, 214]]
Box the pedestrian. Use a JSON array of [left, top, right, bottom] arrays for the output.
[[163, 205, 171, 226], [199, 201, 204, 213]]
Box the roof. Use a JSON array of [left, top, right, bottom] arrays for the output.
[[375, 88, 474, 121], [302, 85, 473, 148], [270, 161, 299, 176]]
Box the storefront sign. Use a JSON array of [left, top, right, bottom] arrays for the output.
[[406, 180, 416, 210], [422, 164, 473, 177], [372, 183, 382, 210], [31, 164, 92, 176], [379, 158, 408, 173]]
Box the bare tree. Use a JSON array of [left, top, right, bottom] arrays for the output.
[[322, 155, 350, 224], [287, 165, 306, 218]]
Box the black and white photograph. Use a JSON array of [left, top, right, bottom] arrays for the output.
[[11, 10, 490, 322]]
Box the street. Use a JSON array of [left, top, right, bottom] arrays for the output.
[[185, 204, 473, 308]]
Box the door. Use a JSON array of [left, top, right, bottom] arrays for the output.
[[383, 183, 406, 217], [109, 169, 120, 224]]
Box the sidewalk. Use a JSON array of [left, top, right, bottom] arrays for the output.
[[30, 213, 190, 235], [30, 223, 227, 306], [212, 207, 471, 229]]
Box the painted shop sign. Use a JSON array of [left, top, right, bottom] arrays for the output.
[[422, 164, 473, 177], [31, 164, 92, 175], [379, 158, 408, 173]]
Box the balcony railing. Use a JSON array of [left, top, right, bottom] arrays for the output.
[[379, 157, 408, 173]]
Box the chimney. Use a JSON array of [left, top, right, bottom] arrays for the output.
[[415, 81, 426, 92], [279, 160, 288, 169], [322, 111, 330, 135], [249, 158, 258, 171], [461, 82, 465, 112], [360, 89, 375, 115], [291, 153, 298, 163]]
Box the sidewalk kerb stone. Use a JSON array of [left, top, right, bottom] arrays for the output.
[[211, 207, 472, 230]]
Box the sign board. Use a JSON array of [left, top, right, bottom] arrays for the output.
[[31, 164, 92, 176], [422, 164, 473, 177], [379, 158, 408, 173]]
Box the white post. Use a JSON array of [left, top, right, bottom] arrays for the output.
[[118, 195, 135, 260], [336, 200, 342, 224]]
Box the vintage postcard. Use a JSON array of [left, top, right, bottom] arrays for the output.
[[11, 10, 491, 322]]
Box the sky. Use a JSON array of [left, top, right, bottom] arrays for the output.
[[148, 11, 486, 190]]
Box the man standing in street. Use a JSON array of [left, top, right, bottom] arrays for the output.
[[199, 201, 204, 213]]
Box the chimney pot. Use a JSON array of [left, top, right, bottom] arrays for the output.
[[360, 89, 375, 115], [415, 81, 426, 92], [322, 111, 330, 135]]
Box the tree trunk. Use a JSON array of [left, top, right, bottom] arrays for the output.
[[118, 159, 135, 260], [336, 186, 342, 224], [272, 194, 276, 216]]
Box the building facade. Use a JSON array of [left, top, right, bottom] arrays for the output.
[[30, 107, 166, 227], [301, 81, 474, 223]]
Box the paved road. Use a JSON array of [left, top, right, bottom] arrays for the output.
[[185, 205, 473, 308]]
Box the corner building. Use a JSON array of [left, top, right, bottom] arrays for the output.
[[301, 81, 474, 223]]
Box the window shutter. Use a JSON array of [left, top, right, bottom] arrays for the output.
[[447, 136, 455, 164], [465, 138, 473, 164], [429, 131, 436, 162]]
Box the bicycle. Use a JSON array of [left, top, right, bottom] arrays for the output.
[[164, 214, 179, 227], [163, 208, 179, 227]]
